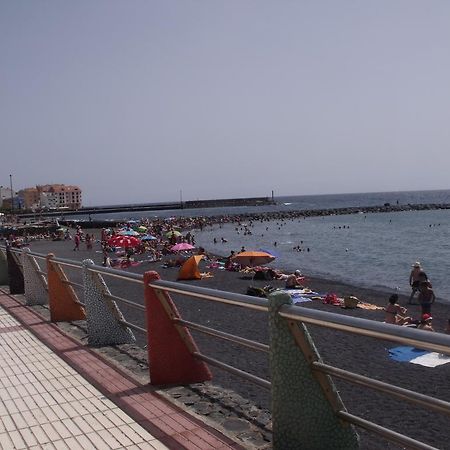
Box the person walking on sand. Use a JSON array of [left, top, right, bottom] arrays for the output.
[[417, 281, 435, 316], [408, 262, 430, 304], [85, 233, 93, 250], [73, 233, 80, 251]]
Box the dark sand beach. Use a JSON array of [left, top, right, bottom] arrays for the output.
[[22, 235, 450, 450]]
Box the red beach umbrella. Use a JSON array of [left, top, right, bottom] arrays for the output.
[[108, 235, 141, 248]]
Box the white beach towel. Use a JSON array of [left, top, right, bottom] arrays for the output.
[[410, 352, 450, 368]]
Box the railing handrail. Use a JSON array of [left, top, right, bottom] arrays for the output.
[[3, 245, 450, 356], [149, 278, 268, 311], [1, 245, 144, 283], [279, 304, 450, 355]]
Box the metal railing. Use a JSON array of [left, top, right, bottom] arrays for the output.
[[1, 247, 147, 335], [1, 245, 450, 449]]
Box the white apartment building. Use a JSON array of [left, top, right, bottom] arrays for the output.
[[19, 184, 82, 210]]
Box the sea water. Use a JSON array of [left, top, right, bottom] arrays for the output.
[[74, 189, 450, 302], [192, 208, 450, 302]]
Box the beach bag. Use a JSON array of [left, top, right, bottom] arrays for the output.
[[253, 270, 271, 280], [343, 295, 359, 308], [246, 286, 267, 297], [323, 293, 339, 305]]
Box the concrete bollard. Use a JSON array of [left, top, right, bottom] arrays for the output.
[[0, 248, 8, 285], [143, 271, 212, 385], [82, 259, 135, 346], [22, 248, 48, 306], [7, 247, 24, 294], [268, 290, 359, 450], [47, 253, 86, 322]]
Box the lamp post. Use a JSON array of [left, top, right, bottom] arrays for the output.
[[9, 174, 14, 214]]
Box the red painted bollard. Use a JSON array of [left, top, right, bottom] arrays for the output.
[[143, 271, 212, 385]]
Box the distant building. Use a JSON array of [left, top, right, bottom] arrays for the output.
[[19, 187, 40, 210], [0, 187, 14, 208], [18, 184, 82, 210]]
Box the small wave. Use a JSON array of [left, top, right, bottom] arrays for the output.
[[283, 202, 292, 206]]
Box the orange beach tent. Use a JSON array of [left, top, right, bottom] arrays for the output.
[[177, 255, 204, 280]]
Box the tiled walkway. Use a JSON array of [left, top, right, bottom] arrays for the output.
[[0, 290, 242, 449]]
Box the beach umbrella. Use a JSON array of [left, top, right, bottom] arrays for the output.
[[171, 242, 195, 252], [108, 235, 141, 248], [177, 255, 203, 280], [258, 248, 280, 258], [165, 230, 182, 238], [118, 229, 140, 236], [232, 251, 275, 267], [136, 226, 147, 233], [141, 234, 157, 241]]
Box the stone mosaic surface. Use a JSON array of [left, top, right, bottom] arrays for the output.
[[82, 259, 135, 346], [268, 290, 359, 450], [22, 248, 48, 306]]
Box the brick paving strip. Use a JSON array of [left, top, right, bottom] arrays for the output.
[[0, 290, 243, 450]]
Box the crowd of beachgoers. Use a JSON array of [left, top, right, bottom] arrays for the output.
[[2, 212, 450, 449], [2, 211, 450, 336]]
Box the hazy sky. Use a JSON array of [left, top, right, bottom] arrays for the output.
[[1, 1, 450, 206]]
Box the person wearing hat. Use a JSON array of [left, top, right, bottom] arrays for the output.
[[417, 313, 435, 332], [408, 262, 430, 304]]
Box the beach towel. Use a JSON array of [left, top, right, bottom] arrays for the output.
[[200, 272, 214, 278], [285, 288, 318, 296], [409, 352, 450, 367], [292, 296, 313, 304], [388, 346, 450, 367], [357, 302, 384, 311]]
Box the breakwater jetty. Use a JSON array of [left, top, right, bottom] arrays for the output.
[[6, 201, 450, 232], [16, 196, 275, 220], [57, 201, 450, 229]]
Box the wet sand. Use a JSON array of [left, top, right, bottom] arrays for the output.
[[25, 237, 450, 450]]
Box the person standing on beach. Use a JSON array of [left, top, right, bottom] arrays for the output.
[[85, 233, 93, 250], [73, 233, 80, 251], [408, 262, 430, 304], [417, 281, 435, 316], [102, 242, 109, 266]]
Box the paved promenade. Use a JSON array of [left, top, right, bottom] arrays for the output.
[[0, 289, 242, 449]]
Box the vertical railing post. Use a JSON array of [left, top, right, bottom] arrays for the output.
[[82, 259, 135, 346], [268, 290, 359, 449], [46, 253, 86, 322], [143, 271, 212, 385], [22, 248, 48, 306], [7, 247, 24, 294], [0, 247, 8, 285]]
